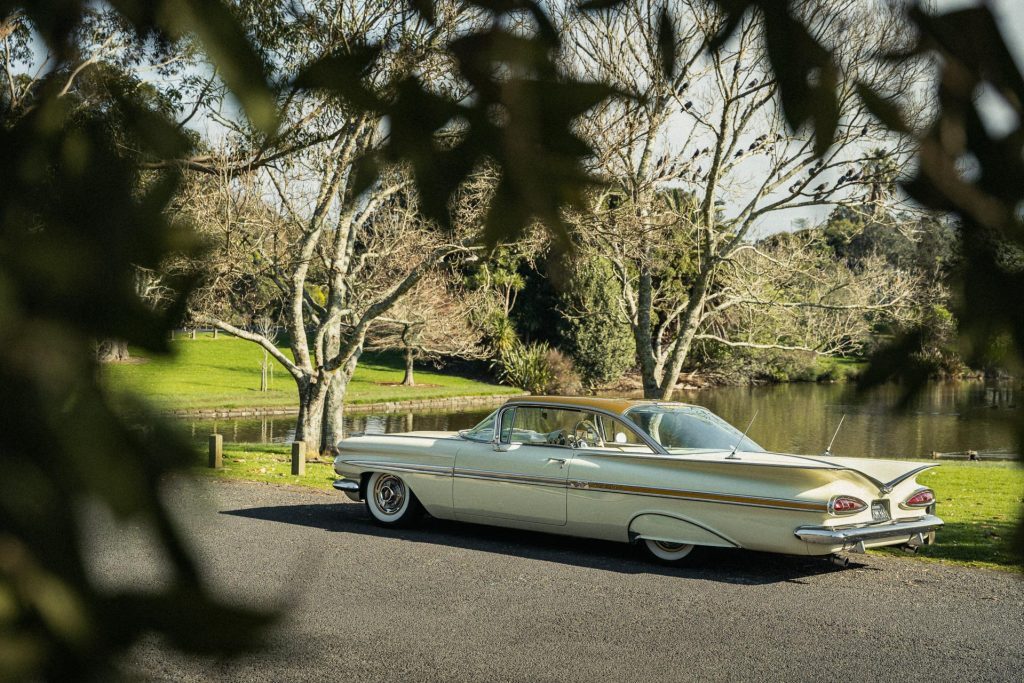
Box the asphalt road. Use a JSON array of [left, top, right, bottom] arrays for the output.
[[96, 479, 1024, 682]]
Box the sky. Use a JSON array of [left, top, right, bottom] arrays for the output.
[[19, 0, 1024, 235], [754, 0, 1024, 234]]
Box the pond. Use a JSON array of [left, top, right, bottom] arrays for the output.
[[174, 380, 1020, 460]]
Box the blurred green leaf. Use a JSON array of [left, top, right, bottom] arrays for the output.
[[855, 82, 911, 134], [159, 0, 278, 133], [657, 7, 675, 81], [294, 45, 386, 111], [577, 0, 626, 11], [709, 0, 839, 155], [405, 0, 436, 25]]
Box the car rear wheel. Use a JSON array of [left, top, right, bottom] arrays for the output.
[[365, 472, 423, 526], [641, 538, 700, 564]]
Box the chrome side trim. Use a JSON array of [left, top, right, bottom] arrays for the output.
[[452, 468, 567, 488], [628, 512, 741, 548], [339, 460, 454, 477], [795, 514, 944, 545], [569, 480, 828, 513], [346, 433, 461, 442], [340, 458, 827, 513], [880, 465, 938, 493]]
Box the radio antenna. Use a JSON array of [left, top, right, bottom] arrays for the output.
[[726, 410, 758, 460], [823, 414, 846, 457]]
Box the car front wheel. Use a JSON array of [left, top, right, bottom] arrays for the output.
[[365, 472, 422, 526], [641, 538, 700, 564]]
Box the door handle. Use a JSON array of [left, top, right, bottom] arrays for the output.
[[547, 457, 566, 467]]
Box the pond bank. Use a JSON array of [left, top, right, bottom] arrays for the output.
[[162, 392, 526, 419]]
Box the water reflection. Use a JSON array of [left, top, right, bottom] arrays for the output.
[[677, 381, 1018, 459], [175, 381, 1019, 460], [181, 408, 494, 447]]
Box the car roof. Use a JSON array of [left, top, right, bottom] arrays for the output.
[[503, 395, 694, 417]]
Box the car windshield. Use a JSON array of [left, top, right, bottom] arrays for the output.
[[461, 410, 497, 442], [625, 405, 764, 452]]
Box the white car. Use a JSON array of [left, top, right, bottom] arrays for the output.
[[332, 396, 942, 564]]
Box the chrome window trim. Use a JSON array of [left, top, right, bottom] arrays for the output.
[[499, 401, 664, 454]]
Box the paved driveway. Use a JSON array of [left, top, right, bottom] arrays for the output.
[[101, 479, 1023, 682]]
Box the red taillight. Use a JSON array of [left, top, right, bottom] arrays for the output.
[[828, 495, 867, 516], [901, 489, 935, 509]]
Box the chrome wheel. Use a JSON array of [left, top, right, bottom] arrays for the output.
[[643, 538, 697, 563], [373, 474, 406, 515], [364, 471, 422, 526]]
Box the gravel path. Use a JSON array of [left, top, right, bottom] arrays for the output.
[[98, 479, 1024, 682]]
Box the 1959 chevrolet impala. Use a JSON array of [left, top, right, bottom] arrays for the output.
[[332, 396, 943, 564]]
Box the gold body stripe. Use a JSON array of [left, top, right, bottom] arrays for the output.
[[341, 459, 825, 513], [568, 480, 828, 512]]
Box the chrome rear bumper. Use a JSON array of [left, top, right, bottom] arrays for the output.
[[795, 514, 943, 550], [332, 478, 361, 502]]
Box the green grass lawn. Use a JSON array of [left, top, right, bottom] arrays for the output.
[[874, 462, 1024, 571], [815, 356, 866, 381], [196, 447, 1023, 571], [104, 333, 521, 410]]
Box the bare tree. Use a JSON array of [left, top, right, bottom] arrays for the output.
[[366, 270, 488, 386], [557, 0, 927, 397], [170, 1, 488, 453], [253, 315, 279, 392]]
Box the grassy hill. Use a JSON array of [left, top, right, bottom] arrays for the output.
[[105, 333, 519, 411]]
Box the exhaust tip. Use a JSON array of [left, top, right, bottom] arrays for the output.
[[829, 554, 850, 568]]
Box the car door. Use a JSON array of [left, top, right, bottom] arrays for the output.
[[453, 405, 585, 525]]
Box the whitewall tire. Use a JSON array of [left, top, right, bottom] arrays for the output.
[[365, 472, 422, 526], [642, 539, 698, 564]]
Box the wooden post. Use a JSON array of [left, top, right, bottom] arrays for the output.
[[291, 441, 306, 476], [208, 434, 223, 469]]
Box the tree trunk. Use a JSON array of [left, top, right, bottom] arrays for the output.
[[96, 339, 129, 363], [320, 350, 361, 455], [634, 268, 661, 399], [656, 271, 711, 400], [294, 376, 328, 452], [402, 346, 416, 386]]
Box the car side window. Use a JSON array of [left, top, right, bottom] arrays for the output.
[[508, 407, 588, 447], [462, 411, 496, 442], [498, 407, 516, 443], [600, 417, 645, 446], [584, 416, 654, 452]]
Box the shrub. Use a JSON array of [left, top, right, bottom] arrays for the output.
[[499, 342, 555, 394], [560, 257, 635, 387], [544, 348, 582, 395]]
